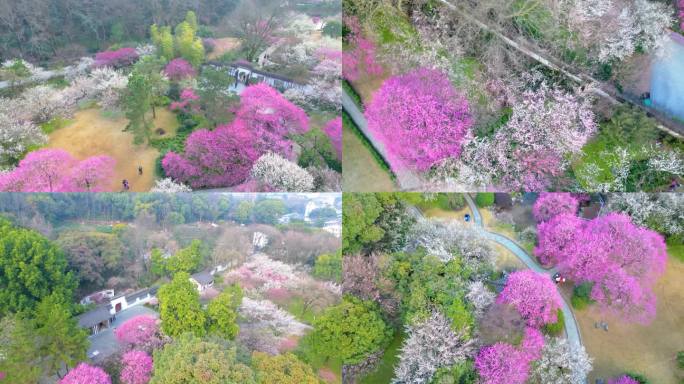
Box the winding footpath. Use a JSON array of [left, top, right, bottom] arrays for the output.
[[462, 194, 583, 352]]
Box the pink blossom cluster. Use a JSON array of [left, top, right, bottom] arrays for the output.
[[94, 47, 139, 68], [0, 149, 115, 192], [234, 83, 309, 160], [475, 327, 545, 384], [114, 316, 161, 350], [225, 254, 300, 292], [497, 270, 562, 328], [365, 67, 472, 172], [535, 211, 667, 324], [169, 88, 200, 113], [164, 58, 196, 81], [607, 375, 640, 384], [162, 125, 258, 189], [164, 83, 309, 189], [532, 193, 580, 223], [59, 363, 111, 384], [120, 350, 153, 384], [342, 16, 383, 81], [679, 0, 684, 30], [323, 116, 342, 159]]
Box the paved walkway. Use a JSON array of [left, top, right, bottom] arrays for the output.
[[86, 305, 159, 362], [462, 194, 582, 352], [342, 90, 423, 191]]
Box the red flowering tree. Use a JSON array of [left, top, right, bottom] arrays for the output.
[[0, 149, 115, 192], [59, 363, 111, 384], [162, 124, 258, 189], [234, 83, 309, 160], [94, 48, 139, 68], [163, 58, 196, 81], [475, 343, 530, 384], [497, 270, 562, 328], [536, 212, 667, 324], [322, 117, 342, 160], [533, 193, 580, 223], [120, 350, 153, 384], [365, 67, 472, 172], [115, 316, 160, 350]]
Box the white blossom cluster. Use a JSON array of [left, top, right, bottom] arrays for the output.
[[225, 253, 302, 292], [250, 152, 315, 192], [393, 311, 476, 384], [150, 178, 192, 193], [605, 193, 684, 238], [530, 336, 593, 384], [465, 281, 496, 318], [239, 297, 311, 337], [0, 112, 47, 167]]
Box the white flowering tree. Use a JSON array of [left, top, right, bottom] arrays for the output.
[[239, 297, 311, 337], [250, 152, 315, 192], [393, 311, 476, 384], [465, 281, 496, 318], [0, 113, 47, 167], [150, 178, 192, 193], [605, 193, 684, 239], [530, 336, 593, 384]]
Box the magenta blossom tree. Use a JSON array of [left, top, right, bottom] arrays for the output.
[[115, 316, 160, 350], [0, 149, 115, 192], [169, 88, 200, 114], [520, 327, 544, 361], [536, 212, 667, 324], [534, 213, 584, 266], [120, 350, 153, 384], [234, 83, 309, 160], [162, 124, 259, 189], [533, 193, 580, 223], [365, 67, 472, 172], [342, 16, 383, 81], [94, 48, 139, 68], [497, 270, 562, 328], [475, 343, 530, 384], [607, 375, 640, 384], [164, 58, 196, 81], [323, 117, 342, 160], [59, 363, 111, 384]]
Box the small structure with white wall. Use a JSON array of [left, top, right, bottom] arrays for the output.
[[189, 271, 214, 292]]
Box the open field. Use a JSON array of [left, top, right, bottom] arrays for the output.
[[47, 108, 179, 191]]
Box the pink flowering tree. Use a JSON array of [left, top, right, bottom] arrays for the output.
[[163, 58, 196, 81], [475, 343, 530, 384], [94, 48, 139, 68], [519, 327, 544, 361], [0, 149, 115, 192], [169, 88, 200, 114], [607, 375, 640, 384], [342, 16, 383, 81], [120, 350, 153, 384], [322, 117, 342, 160], [162, 124, 258, 189], [533, 193, 580, 223], [536, 212, 667, 324], [365, 67, 472, 172], [497, 270, 562, 327], [59, 363, 111, 384], [115, 316, 161, 350], [234, 83, 309, 160], [534, 213, 585, 266]]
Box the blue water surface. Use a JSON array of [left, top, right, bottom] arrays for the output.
[[651, 33, 684, 121]]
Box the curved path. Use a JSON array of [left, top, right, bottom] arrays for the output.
[[462, 195, 583, 351]]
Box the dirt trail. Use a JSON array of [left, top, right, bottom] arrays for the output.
[[576, 258, 684, 384], [47, 108, 162, 192]]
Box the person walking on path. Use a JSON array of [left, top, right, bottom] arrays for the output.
[[122, 179, 129, 191], [138, 166, 143, 176]]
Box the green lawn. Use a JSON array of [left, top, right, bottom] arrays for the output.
[[667, 239, 684, 263], [359, 330, 405, 384]]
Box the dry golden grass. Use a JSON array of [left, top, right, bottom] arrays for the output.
[[207, 37, 241, 60]]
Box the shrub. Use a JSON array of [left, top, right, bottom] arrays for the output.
[[543, 309, 564, 335], [164, 58, 196, 81], [94, 48, 139, 68], [571, 282, 594, 310], [476, 193, 495, 207]]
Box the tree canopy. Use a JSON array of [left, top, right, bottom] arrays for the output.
[[157, 272, 207, 337]]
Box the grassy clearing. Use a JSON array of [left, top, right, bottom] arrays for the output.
[[359, 330, 405, 384], [667, 239, 684, 263], [40, 117, 74, 134]]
